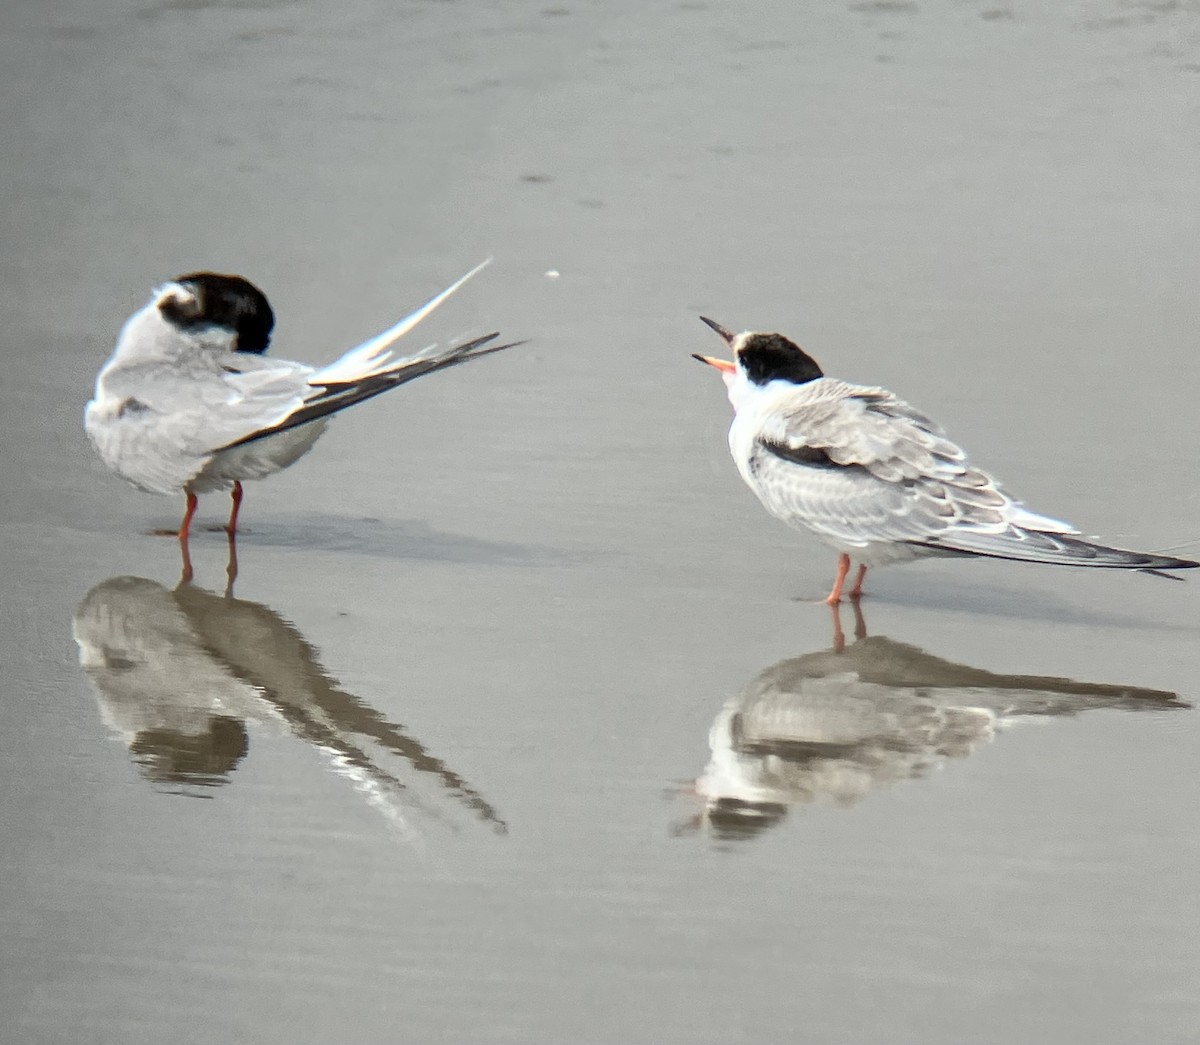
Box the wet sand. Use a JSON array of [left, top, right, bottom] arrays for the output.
[[4, 1, 1200, 1042]]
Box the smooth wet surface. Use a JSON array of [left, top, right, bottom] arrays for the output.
[[4, 1, 1200, 1042]]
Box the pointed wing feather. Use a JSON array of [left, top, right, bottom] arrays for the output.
[[312, 259, 493, 385], [216, 333, 519, 450], [910, 528, 1197, 569]]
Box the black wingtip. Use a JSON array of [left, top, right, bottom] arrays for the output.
[[912, 532, 1200, 572], [216, 333, 524, 453], [1137, 553, 1200, 578], [465, 334, 528, 355], [1133, 547, 1200, 572], [444, 334, 526, 365], [451, 331, 501, 354]]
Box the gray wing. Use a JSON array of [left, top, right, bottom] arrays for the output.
[[749, 382, 1076, 551], [96, 334, 513, 492], [750, 383, 1197, 570], [93, 356, 315, 490], [100, 355, 315, 451]]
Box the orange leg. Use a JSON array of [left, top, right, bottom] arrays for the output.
[[825, 553, 852, 605], [848, 564, 868, 601], [225, 481, 244, 535], [150, 491, 200, 538], [179, 491, 199, 539]]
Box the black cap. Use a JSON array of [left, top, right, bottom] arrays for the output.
[[737, 332, 823, 386], [160, 272, 275, 354]]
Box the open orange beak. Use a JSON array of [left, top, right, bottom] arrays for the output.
[[694, 316, 737, 372], [692, 354, 736, 374]]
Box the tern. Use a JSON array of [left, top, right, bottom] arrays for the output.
[[694, 318, 1198, 603], [86, 260, 518, 537]]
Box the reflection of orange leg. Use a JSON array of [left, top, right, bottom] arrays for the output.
[[848, 564, 868, 600], [825, 553, 851, 605], [225, 481, 244, 535], [178, 532, 194, 586], [829, 601, 847, 653], [224, 529, 239, 597], [850, 597, 867, 641]]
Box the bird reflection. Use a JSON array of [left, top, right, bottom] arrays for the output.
[[73, 545, 506, 837], [688, 602, 1188, 841]]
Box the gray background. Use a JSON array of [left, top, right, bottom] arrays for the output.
[[3, 1, 1199, 1042]]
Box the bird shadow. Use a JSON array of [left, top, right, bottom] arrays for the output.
[[163, 511, 570, 568]]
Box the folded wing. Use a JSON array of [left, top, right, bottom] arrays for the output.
[[749, 381, 1195, 569], [98, 262, 517, 491]]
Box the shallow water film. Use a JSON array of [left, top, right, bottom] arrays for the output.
[[4, 1, 1200, 1042]]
